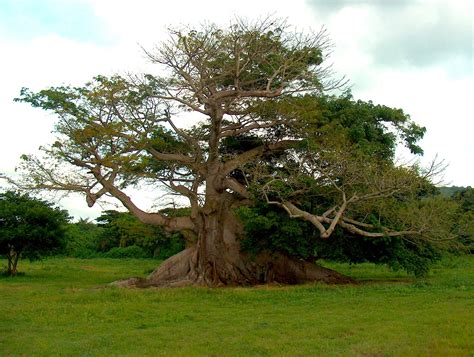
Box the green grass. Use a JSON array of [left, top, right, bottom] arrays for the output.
[[1, 256, 473, 356]]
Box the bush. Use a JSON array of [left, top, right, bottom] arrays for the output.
[[103, 245, 148, 259], [153, 233, 186, 260], [96, 210, 186, 258], [64, 219, 104, 258]]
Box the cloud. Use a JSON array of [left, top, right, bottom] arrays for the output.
[[368, 1, 472, 72], [86, 0, 297, 46], [306, 0, 473, 73], [306, 0, 411, 17]]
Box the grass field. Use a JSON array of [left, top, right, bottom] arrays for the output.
[[1, 256, 473, 356]]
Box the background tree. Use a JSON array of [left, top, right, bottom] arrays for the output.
[[13, 19, 452, 286], [0, 191, 69, 276], [96, 210, 185, 259], [64, 218, 104, 258], [450, 187, 474, 253]]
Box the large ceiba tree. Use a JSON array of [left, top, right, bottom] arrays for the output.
[[13, 19, 450, 286]]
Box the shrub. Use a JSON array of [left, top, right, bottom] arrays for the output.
[[103, 245, 148, 259], [64, 219, 103, 258], [153, 233, 186, 260]]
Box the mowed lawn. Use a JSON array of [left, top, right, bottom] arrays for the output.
[[1, 256, 473, 356]]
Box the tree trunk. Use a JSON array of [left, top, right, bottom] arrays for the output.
[[112, 208, 355, 288], [6, 249, 19, 276]]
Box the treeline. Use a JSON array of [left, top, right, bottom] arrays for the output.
[[439, 186, 470, 198], [0, 191, 187, 275], [447, 186, 474, 253], [64, 210, 186, 259]]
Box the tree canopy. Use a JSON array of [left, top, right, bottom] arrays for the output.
[[11, 19, 455, 286]]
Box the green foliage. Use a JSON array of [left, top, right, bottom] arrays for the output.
[[243, 91, 426, 161], [63, 210, 187, 259], [452, 186, 474, 212], [154, 233, 188, 260], [231, 91, 450, 277], [220, 135, 264, 155], [237, 205, 317, 260], [96, 210, 185, 259], [175, 23, 324, 92], [15, 75, 192, 191], [102, 245, 148, 259], [313, 91, 426, 159], [237, 203, 444, 277], [313, 233, 442, 277], [438, 186, 468, 198], [450, 187, 474, 252], [0, 191, 69, 275], [64, 219, 104, 258]]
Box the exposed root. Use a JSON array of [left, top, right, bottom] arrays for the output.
[[265, 253, 356, 285], [110, 247, 356, 288], [110, 248, 197, 288]]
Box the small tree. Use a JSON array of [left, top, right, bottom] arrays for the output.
[[0, 191, 69, 276]]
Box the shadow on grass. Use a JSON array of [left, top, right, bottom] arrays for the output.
[[0, 271, 27, 278], [355, 277, 413, 285]]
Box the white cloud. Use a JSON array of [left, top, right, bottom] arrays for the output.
[[352, 66, 473, 186], [87, 0, 310, 45]]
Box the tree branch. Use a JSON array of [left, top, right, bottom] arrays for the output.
[[96, 173, 195, 231], [224, 177, 251, 199], [223, 140, 299, 174]]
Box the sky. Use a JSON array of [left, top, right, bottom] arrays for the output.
[[0, 0, 472, 220]]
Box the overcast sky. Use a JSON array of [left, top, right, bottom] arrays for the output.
[[0, 0, 472, 220]]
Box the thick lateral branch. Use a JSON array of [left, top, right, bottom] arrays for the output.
[[147, 147, 194, 165], [270, 199, 422, 240], [88, 168, 195, 231], [107, 185, 195, 231], [320, 204, 346, 238], [211, 88, 283, 101], [278, 200, 327, 235], [220, 121, 283, 138], [337, 220, 420, 238], [224, 178, 251, 198], [223, 140, 299, 174]]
